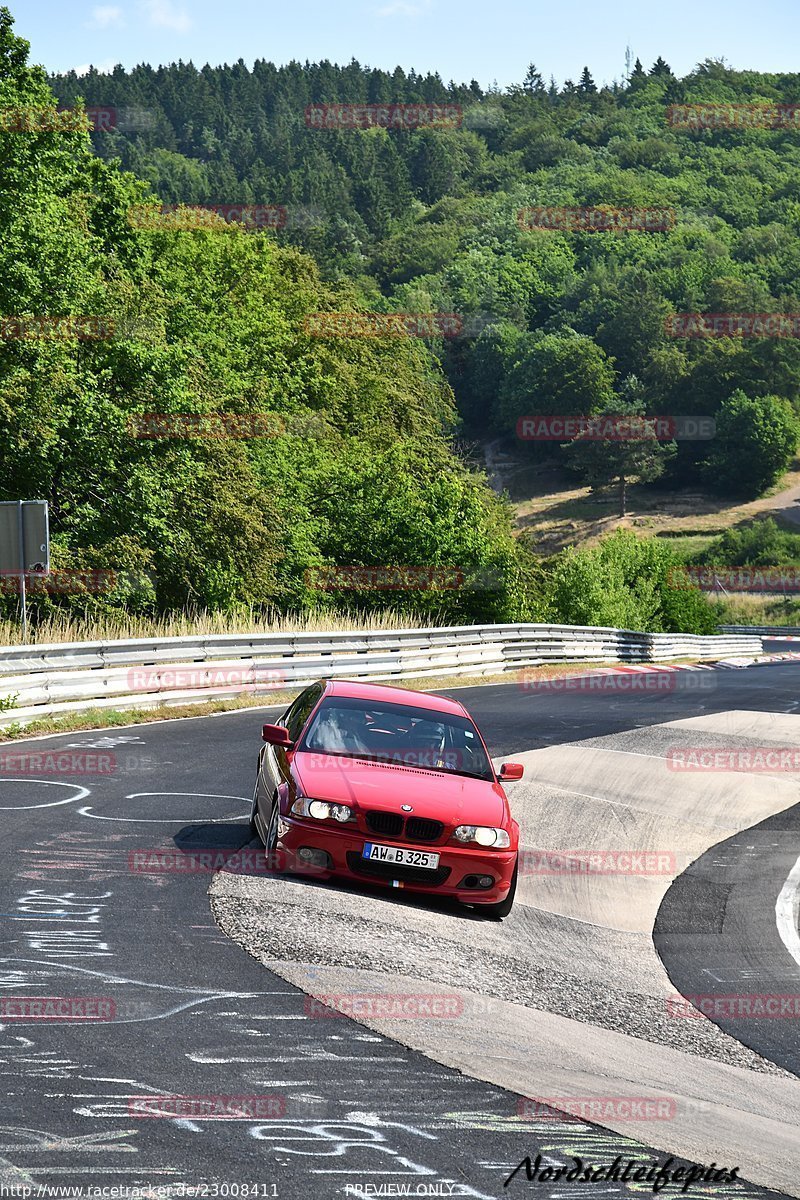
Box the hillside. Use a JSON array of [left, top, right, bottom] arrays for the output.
[[48, 53, 800, 504], [1, 9, 799, 636]]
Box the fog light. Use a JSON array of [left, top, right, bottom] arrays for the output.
[[297, 847, 331, 869], [460, 873, 496, 890]]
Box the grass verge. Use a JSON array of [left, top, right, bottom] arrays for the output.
[[0, 606, 448, 647]]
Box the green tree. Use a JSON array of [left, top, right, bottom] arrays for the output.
[[0, 7, 534, 626], [700, 390, 799, 497], [564, 391, 676, 517], [629, 58, 646, 87], [496, 332, 616, 433], [523, 64, 546, 96], [578, 67, 597, 94], [546, 529, 716, 633]]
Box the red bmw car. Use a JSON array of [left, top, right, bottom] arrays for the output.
[[249, 679, 523, 918]]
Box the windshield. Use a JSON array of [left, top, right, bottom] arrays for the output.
[[299, 696, 494, 781]]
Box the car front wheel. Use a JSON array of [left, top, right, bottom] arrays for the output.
[[478, 859, 517, 920], [249, 774, 261, 840], [264, 791, 279, 853]]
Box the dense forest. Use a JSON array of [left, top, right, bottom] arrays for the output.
[[1, 9, 540, 626], [2, 5, 800, 634], [48, 49, 800, 500]]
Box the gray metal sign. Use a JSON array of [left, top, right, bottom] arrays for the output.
[[0, 501, 50, 641], [0, 500, 50, 575]]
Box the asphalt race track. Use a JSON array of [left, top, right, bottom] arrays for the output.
[[1, 652, 799, 1199]]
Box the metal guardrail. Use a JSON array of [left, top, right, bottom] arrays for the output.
[[719, 625, 800, 636], [0, 624, 764, 729]]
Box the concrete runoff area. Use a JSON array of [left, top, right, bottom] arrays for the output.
[[211, 708, 800, 1197]]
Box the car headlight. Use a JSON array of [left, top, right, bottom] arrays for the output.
[[291, 797, 353, 823], [454, 825, 511, 848]]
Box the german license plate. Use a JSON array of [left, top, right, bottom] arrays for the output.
[[362, 842, 440, 870]]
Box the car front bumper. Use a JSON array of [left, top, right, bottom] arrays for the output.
[[276, 814, 517, 903]]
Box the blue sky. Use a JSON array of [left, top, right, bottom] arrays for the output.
[[13, 0, 800, 91]]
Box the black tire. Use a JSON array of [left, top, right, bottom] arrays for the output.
[[264, 791, 279, 854], [479, 859, 517, 920], [249, 774, 262, 840], [250, 779, 284, 875]]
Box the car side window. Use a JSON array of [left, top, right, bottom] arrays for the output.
[[284, 683, 324, 743]]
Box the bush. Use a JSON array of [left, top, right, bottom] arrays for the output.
[[693, 518, 800, 567], [546, 528, 717, 633], [700, 392, 800, 498]]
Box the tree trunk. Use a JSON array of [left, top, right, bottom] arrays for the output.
[[619, 475, 627, 517]]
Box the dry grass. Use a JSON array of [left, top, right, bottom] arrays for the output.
[[0, 606, 448, 648], [714, 592, 800, 625], [505, 457, 800, 554]]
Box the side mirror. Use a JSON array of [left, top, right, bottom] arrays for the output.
[[262, 723, 293, 748], [499, 762, 524, 781]]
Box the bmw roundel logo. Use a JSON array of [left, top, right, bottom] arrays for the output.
[[401, 804, 413, 812]]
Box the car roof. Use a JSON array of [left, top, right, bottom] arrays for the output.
[[324, 679, 468, 718]]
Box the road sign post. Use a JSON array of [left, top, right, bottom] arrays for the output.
[[0, 501, 50, 643]]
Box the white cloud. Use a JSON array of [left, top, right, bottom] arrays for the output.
[[86, 5, 125, 28], [142, 0, 192, 31], [71, 58, 118, 75]]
